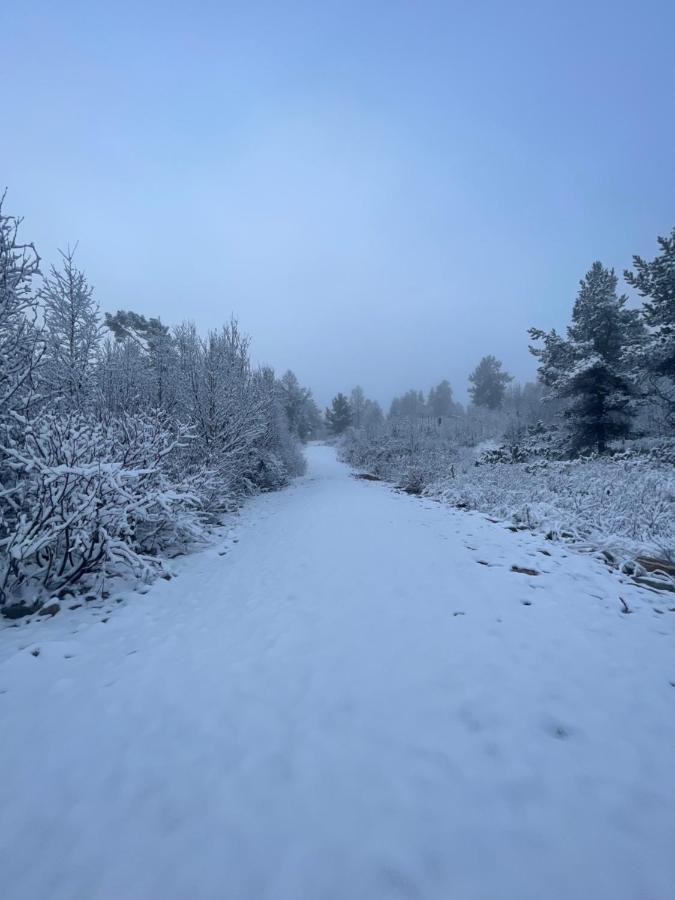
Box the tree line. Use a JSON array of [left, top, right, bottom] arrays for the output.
[[326, 226, 675, 454]]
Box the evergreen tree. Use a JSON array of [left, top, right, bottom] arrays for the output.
[[427, 379, 454, 417], [362, 398, 384, 430], [325, 392, 352, 435], [389, 388, 426, 418], [42, 247, 100, 410], [530, 261, 642, 454], [278, 370, 321, 441], [350, 385, 366, 428], [104, 309, 175, 409], [468, 356, 512, 409], [624, 227, 675, 419]]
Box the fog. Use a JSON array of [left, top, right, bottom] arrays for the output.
[[3, 0, 674, 407], [3, 4, 675, 896]]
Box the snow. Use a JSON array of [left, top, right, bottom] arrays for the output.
[[1, 444, 674, 900]]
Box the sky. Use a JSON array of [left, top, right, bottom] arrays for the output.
[[2, 0, 674, 408]]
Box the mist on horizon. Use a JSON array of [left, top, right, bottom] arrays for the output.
[[2, 0, 673, 409]]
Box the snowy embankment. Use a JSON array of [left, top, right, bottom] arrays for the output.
[[1, 444, 674, 900], [342, 432, 675, 579], [429, 455, 675, 571]]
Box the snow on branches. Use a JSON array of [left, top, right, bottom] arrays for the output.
[[1, 413, 202, 602], [0, 195, 310, 609]]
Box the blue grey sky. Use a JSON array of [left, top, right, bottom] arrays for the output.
[[2, 0, 674, 406]]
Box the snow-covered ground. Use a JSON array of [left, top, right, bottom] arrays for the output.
[[1, 444, 674, 900]]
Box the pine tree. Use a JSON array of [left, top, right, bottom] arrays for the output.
[[530, 262, 642, 454], [362, 398, 384, 429], [350, 386, 366, 428], [104, 309, 175, 409], [278, 370, 321, 441], [42, 247, 100, 410], [325, 393, 352, 435], [389, 389, 426, 419], [468, 356, 512, 409], [624, 227, 675, 418], [428, 379, 454, 417]]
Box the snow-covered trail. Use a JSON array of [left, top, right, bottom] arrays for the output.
[[1, 445, 674, 900]]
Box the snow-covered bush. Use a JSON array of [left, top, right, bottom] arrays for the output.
[[341, 423, 675, 565], [432, 456, 675, 563], [0, 412, 202, 602], [341, 419, 459, 491], [0, 195, 309, 608]]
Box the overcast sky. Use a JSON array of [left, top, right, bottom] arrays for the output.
[[3, 0, 674, 407]]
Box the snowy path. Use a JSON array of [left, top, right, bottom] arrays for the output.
[[1, 444, 674, 900]]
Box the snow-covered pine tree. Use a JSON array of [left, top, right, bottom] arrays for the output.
[[389, 389, 427, 419], [41, 247, 100, 410], [104, 309, 176, 410], [350, 386, 366, 428], [530, 262, 642, 454], [325, 393, 352, 435], [243, 366, 306, 490], [361, 397, 384, 430], [278, 370, 321, 441], [468, 356, 512, 410], [191, 322, 267, 492], [428, 379, 455, 418], [624, 227, 675, 425]]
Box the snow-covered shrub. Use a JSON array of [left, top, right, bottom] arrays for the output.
[[0, 412, 202, 603], [342, 422, 675, 565], [477, 422, 566, 464], [341, 419, 458, 491], [431, 456, 675, 562]]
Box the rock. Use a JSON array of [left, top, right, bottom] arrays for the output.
[[38, 601, 61, 617], [511, 565, 539, 576], [1, 602, 41, 620]]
